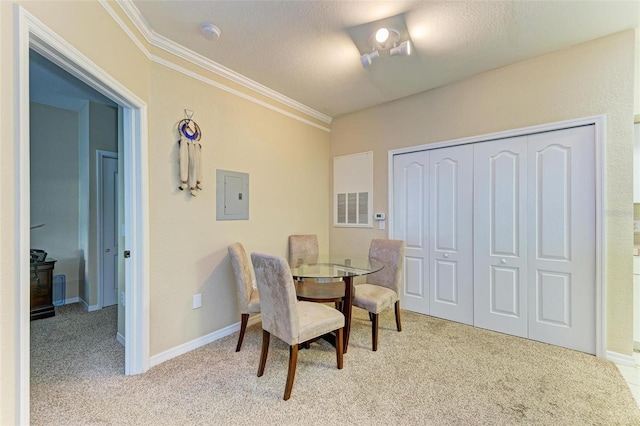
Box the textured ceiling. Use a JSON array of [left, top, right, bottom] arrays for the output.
[[130, 0, 640, 119]]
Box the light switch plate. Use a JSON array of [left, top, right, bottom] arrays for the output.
[[192, 294, 202, 309]]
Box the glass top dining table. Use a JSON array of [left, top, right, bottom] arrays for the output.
[[288, 255, 384, 353]]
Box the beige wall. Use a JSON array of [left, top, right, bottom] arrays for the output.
[[636, 28, 640, 116], [0, 1, 18, 422], [87, 102, 118, 307], [147, 62, 330, 355], [330, 30, 636, 355], [1, 1, 330, 423], [30, 102, 81, 301]]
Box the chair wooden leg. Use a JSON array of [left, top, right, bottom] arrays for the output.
[[369, 312, 374, 322], [236, 313, 250, 352], [395, 301, 402, 332], [335, 328, 344, 369], [284, 344, 299, 400], [257, 330, 270, 377], [372, 313, 379, 351]]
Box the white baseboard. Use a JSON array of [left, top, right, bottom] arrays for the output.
[[63, 297, 79, 305], [149, 314, 261, 368], [116, 332, 125, 347], [79, 299, 101, 312], [607, 350, 637, 367]]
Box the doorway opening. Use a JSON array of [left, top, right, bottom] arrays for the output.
[[633, 118, 640, 353], [16, 7, 150, 422], [30, 50, 120, 315]]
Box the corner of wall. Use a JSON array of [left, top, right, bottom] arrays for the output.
[[635, 28, 640, 116]]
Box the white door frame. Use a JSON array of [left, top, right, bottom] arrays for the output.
[[15, 6, 150, 422], [97, 150, 118, 309], [388, 115, 606, 358]]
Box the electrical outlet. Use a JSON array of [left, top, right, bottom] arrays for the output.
[[192, 294, 202, 309]]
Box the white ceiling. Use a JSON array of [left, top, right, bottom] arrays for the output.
[[130, 0, 640, 119]]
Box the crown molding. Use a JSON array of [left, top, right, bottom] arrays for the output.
[[99, 0, 150, 60], [113, 0, 332, 125], [151, 54, 330, 132]]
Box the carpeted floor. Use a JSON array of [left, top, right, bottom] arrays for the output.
[[31, 303, 640, 425]]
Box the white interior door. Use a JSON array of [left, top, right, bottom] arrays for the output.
[[473, 136, 529, 337], [393, 150, 430, 314], [527, 126, 595, 353], [101, 155, 119, 307], [429, 145, 474, 325]]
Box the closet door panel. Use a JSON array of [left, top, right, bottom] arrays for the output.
[[527, 126, 595, 354], [393, 151, 430, 314], [429, 144, 474, 325], [473, 137, 528, 337]]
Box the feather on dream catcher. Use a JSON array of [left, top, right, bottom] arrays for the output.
[[177, 109, 202, 197]]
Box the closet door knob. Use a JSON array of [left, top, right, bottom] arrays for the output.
[[443, 253, 449, 258], [500, 258, 506, 264]]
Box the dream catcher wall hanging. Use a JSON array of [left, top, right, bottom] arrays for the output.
[[177, 109, 203, 197]]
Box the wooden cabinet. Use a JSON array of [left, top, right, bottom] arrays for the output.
[[30, 259, 56, 321]]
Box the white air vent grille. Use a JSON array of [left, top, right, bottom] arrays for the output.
[[334, 152, 373, 228], [336, 192, 370, 225], [337, 193, 346, 223]]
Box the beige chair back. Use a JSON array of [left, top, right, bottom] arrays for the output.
[[367, 239, 405, 294], [251, 253, 299, 346], [228, 243, 254, 314], [288, 234, 319, 265]]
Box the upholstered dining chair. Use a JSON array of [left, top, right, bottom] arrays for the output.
[[288, 234, 319, 266], [288, 234, 344, 308], [228, 243, 260, 352], [353, 239, 405, 351], [251, 252, 344, 400]]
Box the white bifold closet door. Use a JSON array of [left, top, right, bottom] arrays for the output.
[[393, 150, 430, 314], [429, 145, 474, 325], [526, 126, 595, 353], [394, 125, 596, 354], [473, 136, 529, 338], [473, 126, 595, 353], [393, 145, 473, 324]]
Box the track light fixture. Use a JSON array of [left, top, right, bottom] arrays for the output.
[[390, 40, 411, 57], [360, 27, 411, 68], [361, 50, 380, 68]]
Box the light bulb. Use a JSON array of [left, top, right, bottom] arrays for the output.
[[375, 28, 389, 43]]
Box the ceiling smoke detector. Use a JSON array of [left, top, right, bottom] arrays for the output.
[[200, 23, 221, 40]]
